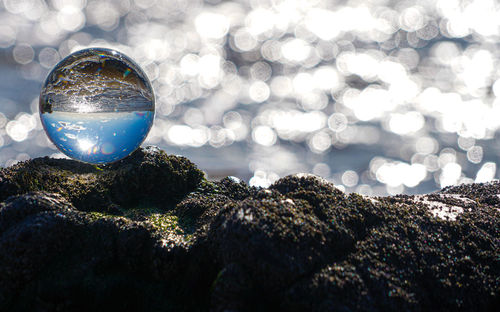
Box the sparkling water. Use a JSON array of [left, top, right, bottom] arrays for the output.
[[39, 48, 154, 164]]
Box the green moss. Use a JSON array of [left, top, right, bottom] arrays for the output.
[[85, 211, 123, 222], [147, 213, 181, 233], [117, 206, 196, 239], [186, 178, 217, 198]]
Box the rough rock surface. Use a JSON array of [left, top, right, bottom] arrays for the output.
[[0, 147, 498, 311]]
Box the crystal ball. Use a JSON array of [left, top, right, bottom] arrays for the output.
[[39, 48, 155, 164]]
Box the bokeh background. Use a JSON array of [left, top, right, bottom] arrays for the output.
[[1, 0, 500, 195]]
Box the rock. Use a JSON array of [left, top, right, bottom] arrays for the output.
[[0, 148, 498, 311], [0, 146, 204, 211]]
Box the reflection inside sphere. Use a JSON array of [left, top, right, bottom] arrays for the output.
[[39, 48, 155, 164]]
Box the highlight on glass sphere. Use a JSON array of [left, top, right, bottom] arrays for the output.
[[39, 48, 155, 164]]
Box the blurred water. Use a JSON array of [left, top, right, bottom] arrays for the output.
[[1, 0, 500, 195]]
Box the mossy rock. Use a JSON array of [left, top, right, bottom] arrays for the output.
[[0, 146, 204, 211], [0, 150, 498, 311]]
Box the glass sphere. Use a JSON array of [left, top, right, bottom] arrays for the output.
[[39, 48, 155, 164]]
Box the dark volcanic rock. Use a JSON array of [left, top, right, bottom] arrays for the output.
[[0, 148, 498, 311], [0, 146, 204, 211]]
